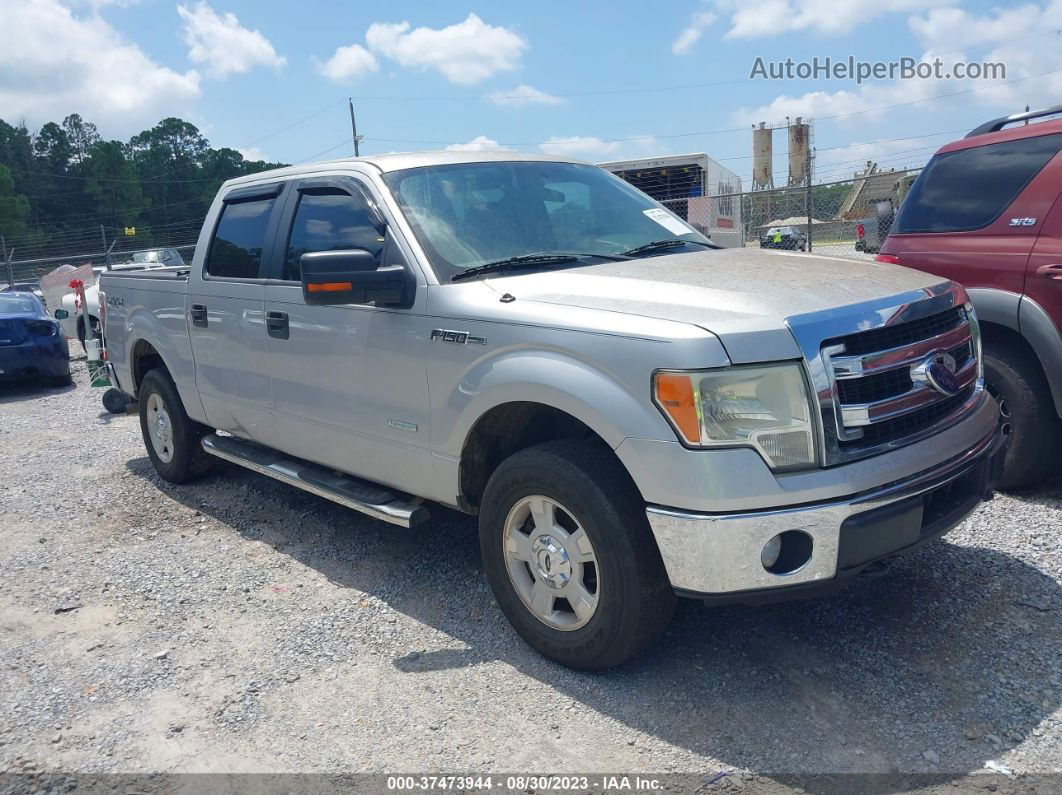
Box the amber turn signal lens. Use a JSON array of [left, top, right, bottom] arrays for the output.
[[307, 282, 353, 292], [654, 373, 700, 443]]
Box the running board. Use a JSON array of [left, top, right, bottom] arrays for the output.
[[200, 434, 429, 528]]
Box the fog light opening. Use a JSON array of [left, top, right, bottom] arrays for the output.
[[762, 530, 814, 575]]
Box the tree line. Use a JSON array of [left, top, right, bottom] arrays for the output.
[[0, 114, 287, 256]]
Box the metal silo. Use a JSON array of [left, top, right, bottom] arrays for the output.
[[788, 117, 810, 187], [752, 122, 773, 190]]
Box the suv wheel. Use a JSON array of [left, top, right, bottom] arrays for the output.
[[983, 339, 1062, 490], [479, 439, 675, 670], [138, 368, 214, 484]]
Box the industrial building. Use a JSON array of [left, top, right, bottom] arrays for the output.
[[599, 153, 744, 247]]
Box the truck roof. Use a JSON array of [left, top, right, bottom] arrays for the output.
[[219, 150, 588, 190]]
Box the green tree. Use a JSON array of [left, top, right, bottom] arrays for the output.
[[0, 163, 30, 241], [62, 114, 100, 165], [84, 140, 144, 231]]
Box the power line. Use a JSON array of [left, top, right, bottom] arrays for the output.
[[359, 67, 1062, 149]]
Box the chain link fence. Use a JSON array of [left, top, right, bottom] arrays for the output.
[[2, 222, 202, 285], [657, 168, 920, 260]]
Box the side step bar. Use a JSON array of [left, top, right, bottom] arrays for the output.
[[200, 434, 429, 528]]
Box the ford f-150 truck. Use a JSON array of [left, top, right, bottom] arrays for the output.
[[100, 152, 1006, 669]]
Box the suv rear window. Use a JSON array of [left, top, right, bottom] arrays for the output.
[[206, 197, 276, 279], [895, 133, 1062, 233]]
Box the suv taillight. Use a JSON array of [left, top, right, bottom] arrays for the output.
[[875, 254, 901, 264], [856, 223, 865, 239]]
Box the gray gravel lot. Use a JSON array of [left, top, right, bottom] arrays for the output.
[[1, 358, 1059, 792]]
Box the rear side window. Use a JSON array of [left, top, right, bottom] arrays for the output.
[[896, 133, 1062, 233], [206, 197, 276, 278], [283, 189, 383, 281]]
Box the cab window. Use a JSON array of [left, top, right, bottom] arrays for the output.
[[283, 189, 383, 281], [205, 197, 276, 279]]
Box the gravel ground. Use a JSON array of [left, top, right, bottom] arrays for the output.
[[1, 358, 1059, 792]]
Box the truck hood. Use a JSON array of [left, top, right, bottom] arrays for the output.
[[484, 247, 946, 362]]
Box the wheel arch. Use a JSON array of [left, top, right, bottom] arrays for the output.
[[969, 287, 1062, 416], [458, 401, 641, 512]]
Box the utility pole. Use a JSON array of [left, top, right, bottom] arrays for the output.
[[348, 98, 363, 157], [100, 224, 107, 258], [805, 143, 814, 253]]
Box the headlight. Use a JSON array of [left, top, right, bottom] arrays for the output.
[[653, 363, 817, 470]]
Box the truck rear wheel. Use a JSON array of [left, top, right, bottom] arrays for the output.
[[984, 339, 1062, 490], [479, 439, 675, 670], [138, 368, 213, 484]]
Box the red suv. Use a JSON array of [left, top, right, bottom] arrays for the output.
[[879, 105, 1062, 489]]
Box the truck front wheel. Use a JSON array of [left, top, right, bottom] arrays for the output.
[[138, 368, 214, 484], [479, 439, 675, 670], [984, 339, 1062, 490]]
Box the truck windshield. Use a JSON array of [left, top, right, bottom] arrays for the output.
[[383, 161, 712, 280]]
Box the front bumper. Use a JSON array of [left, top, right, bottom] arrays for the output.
[[646, 424, 1006, 599]]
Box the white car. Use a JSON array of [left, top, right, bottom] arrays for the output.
[[59, 252, 181, 346]]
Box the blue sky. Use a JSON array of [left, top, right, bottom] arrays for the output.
[[4, 1, 1062, 186]]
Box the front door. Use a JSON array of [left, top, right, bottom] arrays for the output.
[[263, 175, 432, 493], [187, 184, 286, 444]]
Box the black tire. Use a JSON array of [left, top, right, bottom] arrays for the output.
[[102, 387, 130, 414], [984, 339, 1062, 490], [479, 439, 675, 670], [138, 368, 214, 484]]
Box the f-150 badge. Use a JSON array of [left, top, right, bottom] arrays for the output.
[[430, 329, 486, 345]]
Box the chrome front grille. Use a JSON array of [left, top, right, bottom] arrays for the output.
[[786, 283, 984, 467], [825, 305, 978, 455]]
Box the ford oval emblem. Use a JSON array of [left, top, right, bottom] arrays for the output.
[[922, 353, 960, 397]]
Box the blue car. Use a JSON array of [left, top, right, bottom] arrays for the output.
[[0, 292, 72, 387]]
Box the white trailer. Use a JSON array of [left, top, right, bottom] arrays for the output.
[[599, 153, 744, 248]]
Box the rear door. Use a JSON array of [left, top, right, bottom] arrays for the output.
[[261, 175, 432, 493], [885, 133, 1062, 295], [187, 182, 286, 444]]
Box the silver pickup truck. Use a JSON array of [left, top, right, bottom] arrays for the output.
[[101, 152, 1006, 669]]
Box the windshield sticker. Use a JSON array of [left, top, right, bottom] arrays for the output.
[[643, 208, 693, 236]]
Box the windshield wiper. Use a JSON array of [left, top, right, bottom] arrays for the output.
[[450, 251, 628, 282], [621, 239, 716, 257]]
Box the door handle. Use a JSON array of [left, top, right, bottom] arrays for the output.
[[1036, 263, 1062, 281], [265, 310, 289, 340], [190, 304, 208, 328]]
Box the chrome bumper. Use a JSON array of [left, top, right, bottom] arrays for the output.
[[646, 425, 1006, 597]]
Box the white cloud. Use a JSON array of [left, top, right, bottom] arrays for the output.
[[0, 0, 200, 131], [237, 146, 266, 161], [485, 84, 562, 108], [317, 44, 379, 82], [366, 13, 527, 84], [677, 0, 950, 44], [177, 2, 285, 78], [539, 135, 666, 160], [733, 0, 1062, 127], [672, 10, 716, 54], [445, 135, 510, 152], [539, 136, 622, 158]]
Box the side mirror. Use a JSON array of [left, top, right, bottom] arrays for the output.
[[54, 308, 69, 320], [300, 249, 406, 306]]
